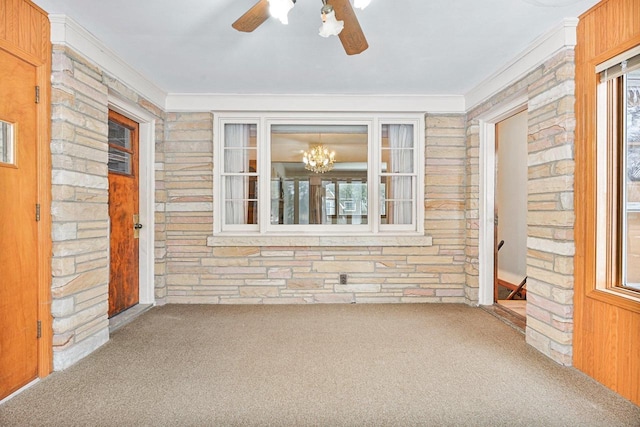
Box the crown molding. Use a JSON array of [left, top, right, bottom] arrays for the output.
[[46, 14, 580, 115], [464, 17, 579, 111], [46, 15, 463, 115], [165, 93, 466, 113], [48, 14, 167, 109]]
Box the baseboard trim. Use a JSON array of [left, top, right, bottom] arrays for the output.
[[0, 379, 40, 405]]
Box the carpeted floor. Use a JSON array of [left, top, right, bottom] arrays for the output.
[[1, 304, 638, 426]]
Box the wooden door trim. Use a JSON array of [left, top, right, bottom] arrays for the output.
[[36, 58, 52, 377], [0, 40, 44, 68], [108, 95, 156, 307]]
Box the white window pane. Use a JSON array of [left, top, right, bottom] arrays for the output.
[[382, 201, 413, 225], [625, 211, 640, 285], [108, 120, 131, 149], [225, 201, 258, 225], [224, 124, 257, 173], [382, 124, 414, 173], [624, 69, 640, 288], [270, 124, 368, 226], [108, 119, 132, 174], [224, 176, 258, 225], [224, 124, 257, 148], [108, 148, 131, 174], [381, 175, 414, 225]]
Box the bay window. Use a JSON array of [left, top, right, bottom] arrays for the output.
[[213, 113, 424, 236]]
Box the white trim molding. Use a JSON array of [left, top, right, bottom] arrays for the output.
[[207, 235, 433, 247], [48, 14, 167, 109], [166, 93, 466, 114], [465, 18, 579, 111]]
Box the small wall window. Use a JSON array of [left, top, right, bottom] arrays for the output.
[[0, 119, 15, 165], [108, 118, 133, 175], [596, 47, 640, 293], [213, 113, 424, 236]]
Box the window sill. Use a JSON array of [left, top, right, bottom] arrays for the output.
[[587, 287, 640, 315], [207, 234, 433, 247]]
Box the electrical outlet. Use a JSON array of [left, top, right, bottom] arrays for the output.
[[339, 273, 347, 285]]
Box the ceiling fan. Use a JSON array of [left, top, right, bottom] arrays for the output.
[[232, 0, 369, 55]]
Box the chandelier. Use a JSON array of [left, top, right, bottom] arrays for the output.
[[302, 145, 336, 173]]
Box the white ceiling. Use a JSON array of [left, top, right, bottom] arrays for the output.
[[31, 0, 599, 97]]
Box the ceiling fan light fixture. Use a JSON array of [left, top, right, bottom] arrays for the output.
[[268, 0, 295, 25], [319, 3, 344, 37], [353, 0, 371, 10]]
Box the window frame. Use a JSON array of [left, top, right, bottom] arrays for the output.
[[378, 121, 421, 233], [594, 50, 640, 302], [213, 117, 261, 234], [0, 119, 16, 167], [213, 112, 425, 237], [107, 110, 138, 177]]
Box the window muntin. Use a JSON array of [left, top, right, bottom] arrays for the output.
[[214, 114, 424, 236], [597, 50, 640, 294], [0, 120, 15, 166]]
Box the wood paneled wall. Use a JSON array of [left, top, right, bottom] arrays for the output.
[[0, 0, 52, 376], [574, 0, 640, 405]]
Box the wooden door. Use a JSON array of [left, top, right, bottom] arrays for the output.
[[0, 49, 39, 398], [108, 110, 140, 318]]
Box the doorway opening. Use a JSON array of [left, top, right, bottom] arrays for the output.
[[478, 95, 528, 331], [494, 109, 528, 328]]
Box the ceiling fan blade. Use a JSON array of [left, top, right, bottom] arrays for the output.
[[232, 0, 270, 32], [328, 0, 369, 55]]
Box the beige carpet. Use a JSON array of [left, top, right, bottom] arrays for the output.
[[1, 304, 638, 426]]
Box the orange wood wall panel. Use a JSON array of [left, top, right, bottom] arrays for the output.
[[574, 0, 640, 406], [0, 3, 5, 41]]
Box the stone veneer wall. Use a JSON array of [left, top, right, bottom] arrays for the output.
[[159, 114, 467, 303], [465, 48, 576, 364], [50, 45, 165, 370], [47, 42, 576, 369]]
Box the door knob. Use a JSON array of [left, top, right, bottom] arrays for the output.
[[133, 214, 142, 239]]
